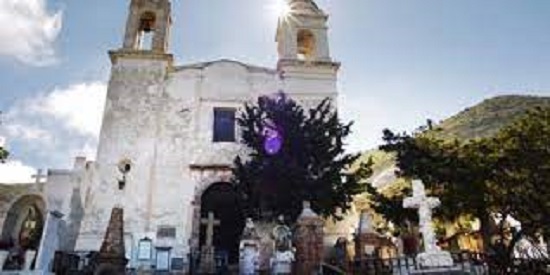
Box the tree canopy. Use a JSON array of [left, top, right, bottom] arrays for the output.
[[232, 94, 371, 221], [0, 147, 8, 163], [367, 107, 550, 258]]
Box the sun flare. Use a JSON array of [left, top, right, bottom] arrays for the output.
[[270, 0, 291, 17]]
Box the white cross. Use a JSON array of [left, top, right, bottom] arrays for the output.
[[32, 169, 47, 184], [200, 211, 221, 247], [403, 180, 441, 253]]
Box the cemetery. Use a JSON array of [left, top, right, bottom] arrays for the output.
[[0, 0, 549, 274]]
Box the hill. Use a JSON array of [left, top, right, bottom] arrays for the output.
[[361, 94, 550, 189], [431, 95, 550, 141]]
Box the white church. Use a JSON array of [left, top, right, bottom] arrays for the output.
[[0, 0, 344, 271]]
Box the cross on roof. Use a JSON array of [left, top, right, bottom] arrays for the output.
[[32, 169, 47, 184], [200, 211, 220, 247]]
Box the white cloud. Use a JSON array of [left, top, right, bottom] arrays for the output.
[[0, 160, 36, 184], [5, 123, 52, 142], [0, 0, 62, 66], [3, 82, 106, 172], [31, 82, 107, 136]]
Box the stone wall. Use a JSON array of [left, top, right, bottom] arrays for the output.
[[77, 56, 338, 266]]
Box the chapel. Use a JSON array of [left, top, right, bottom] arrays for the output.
[[0, 0, 341, 270]]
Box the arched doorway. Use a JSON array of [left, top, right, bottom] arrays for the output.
[[199, 182, 244, 264], [0, 195, 46, 270]]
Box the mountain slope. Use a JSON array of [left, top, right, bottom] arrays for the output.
[[432, 95, 550, 141], [361, 94, 550, 190]]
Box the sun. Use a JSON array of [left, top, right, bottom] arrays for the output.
[[270, 0, 291, 17]]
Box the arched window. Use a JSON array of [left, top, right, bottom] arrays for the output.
[[137, 12, 156, 50], [297, 29, 315, 61]]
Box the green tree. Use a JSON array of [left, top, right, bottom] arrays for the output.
[[370, 107, 550, 259], [232, 94, 371, 221], [0, 147, 8, 163], [365, 180, 417, 230], [489, 107, 550, 257]]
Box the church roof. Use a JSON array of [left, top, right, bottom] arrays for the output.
[[175, 59, 277, 74]]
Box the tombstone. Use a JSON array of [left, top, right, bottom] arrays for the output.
[[199, 211, 220, 274], [35, 210, 64, 271], [137, 237, 153, 264], [240, 218, 260, 275], [354, 210, 394, 259], [0, 250, 8, 271], [155, 247, 171, 271], [253, 221, 275, 272], [271, 250, 294, 275], [403, 180, 454, 269], [295, 201, 324, 275], [94, 207, 128, 275]]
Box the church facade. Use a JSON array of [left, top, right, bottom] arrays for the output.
[[1, 0, 341, 269]]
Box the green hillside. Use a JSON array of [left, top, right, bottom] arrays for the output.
[[432, 95, 550, 141], [361, 94, 550, 189]]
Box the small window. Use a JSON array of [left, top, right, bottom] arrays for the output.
[[213, 108, 236, 142]]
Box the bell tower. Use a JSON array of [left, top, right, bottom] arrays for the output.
[[275, 0, 340, 107], [78, 0, 176, 253], [109, 0, 173, 64], [123, 0, 171, 52], [276, 0, 336, 65]]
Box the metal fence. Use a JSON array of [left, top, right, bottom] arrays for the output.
[[339, 252, 550, 275], [50, 250, 550, 274]]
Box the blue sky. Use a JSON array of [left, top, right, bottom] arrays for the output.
[[0, 0, 549, 182]]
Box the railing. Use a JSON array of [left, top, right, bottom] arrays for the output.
[[50, 250, 550, 274], [342, 252, 550, 275]]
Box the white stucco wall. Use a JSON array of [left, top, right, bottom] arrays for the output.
[[74, 57, 338, 266]]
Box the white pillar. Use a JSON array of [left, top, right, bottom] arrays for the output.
[[35, 210, 64, 271]]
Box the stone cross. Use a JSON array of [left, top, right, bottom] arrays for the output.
[[201, 211, 220, 247], [403, 180, 441, 253], [32, 169, 47, 184]]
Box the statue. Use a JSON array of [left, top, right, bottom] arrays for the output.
[[242, 218, 260, 240], [272, 215, 292, 252], [19, 207, 40, 250], [270, 215, 294, 275]]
